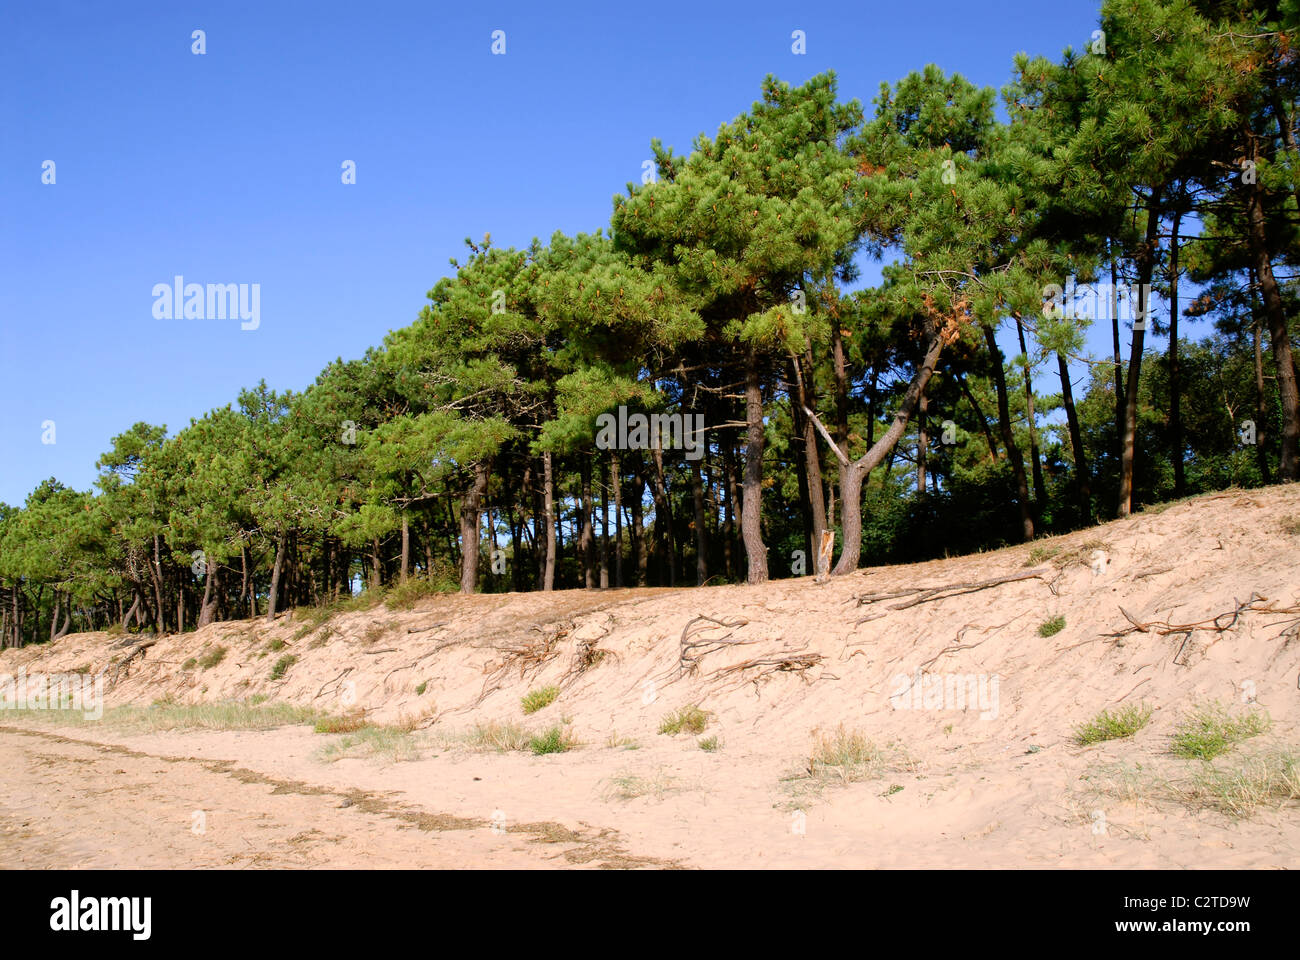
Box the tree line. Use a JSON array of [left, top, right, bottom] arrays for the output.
[[2, 0, 1297, 647]]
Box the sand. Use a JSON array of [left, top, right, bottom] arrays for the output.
[[2, 486, 1297, 868]]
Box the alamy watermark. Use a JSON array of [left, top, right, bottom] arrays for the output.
[[1042, 277, 1155, 329], [152, 275, 260, 330], [889, 670, 1000, 720], [1, 667, 104, 720], [595, 406, 705, 461]]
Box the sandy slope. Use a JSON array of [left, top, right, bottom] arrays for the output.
[[2, 486, 1298, 868]]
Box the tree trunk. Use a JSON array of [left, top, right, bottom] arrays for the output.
[[741, 347, 769, 584], [579, 455, 595, 588], [1016, 318, 1048, 510], [916, 391, 928, 495], [1057, 352, 1091, 521], [1251, 273, 1271, 483], [1168, 208, 1185, 497], [266, 530, 287, 620], [1118, 189, 1163, 516], [819, 330, 945, 574], [400, 514, 410, 583], [152, 534, 167, 634], [1244, 137, 1300, 480], [611, 450, 624, 588], [542, 452, 556, 591], [198, 563, 218, 628], [691, 457, 707, 586], [1111, 254, 1126, 466], [982, 324, 1034, 540], [459, 460, 491, 594]]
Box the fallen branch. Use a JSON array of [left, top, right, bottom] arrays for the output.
[[678, 615, 752, 676], [857, 568, 1051, 612], [109, 638, 157, 687], [1109, 594, 1270, 638], [406, 622, 448, 634]]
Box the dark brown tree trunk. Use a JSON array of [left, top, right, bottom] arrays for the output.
[[1251, 275, 1271, 483], [598, 457, 609, 589], [1111, 255, 1126, 466], [983, 324, 1034, 540], [1118, 190, 1163, 516], [917, 391, 928, 494], [1168, 209, 1185, 497], [611, 451, 623, 588], [1016, 318, 1048, 510], [1057, 352, 1091, 522], [691, 457, 707, 586], [579, 455, 595, 588], [1244, 138, 1300, 480]]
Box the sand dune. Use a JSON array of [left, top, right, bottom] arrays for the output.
[[3, 486, 1298, 868]]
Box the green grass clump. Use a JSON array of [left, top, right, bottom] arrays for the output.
[[1037, 615, 1066, 637], [521, 685, 559, 715], [266, 638, 286, 652], [181, 657, 197, 671], [415, 681, 428, 696], [658, 704, 711, 736], [269, 654, 299, 681], [527, 725, 576, 755], [383, 570, 457, 611], [698, 735, 720, 752], [1171, 703, 1270, 760], [197, 646, 227, 669], [1074, 703, 1153, 745]]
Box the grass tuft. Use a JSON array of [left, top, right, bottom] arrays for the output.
[[527, 725, 577, 755], [1170, 702, 1270, 760], [1074, 703, 1153, 745], [521, 685, 559, 715], [1037, 615, 1066, 637], [658, 704, 711, 736]]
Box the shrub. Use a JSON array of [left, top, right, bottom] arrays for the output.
[[521, 685, 559, 715], [659, 704, 710, 735], [269, 654, 298, 681], [528, 726, 576, 755], [1074, 704, 1153, 745], [197, 646, 227, 670], [1037, 615, 1066, 637], [1171, 703, 1270, 760]]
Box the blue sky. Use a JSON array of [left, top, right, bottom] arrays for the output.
[[1, 0, 1110, 506]]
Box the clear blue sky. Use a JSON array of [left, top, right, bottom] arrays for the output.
[[1, 0, 1109, 506]]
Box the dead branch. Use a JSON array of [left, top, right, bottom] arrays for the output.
[[857, 568, 1051, 612], [109, 638, 157, 687], [314, 667, 353, 701], [678, 615, 752, 676], [1109, 594, 1270, 638], [406, 622, 448, 634]]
